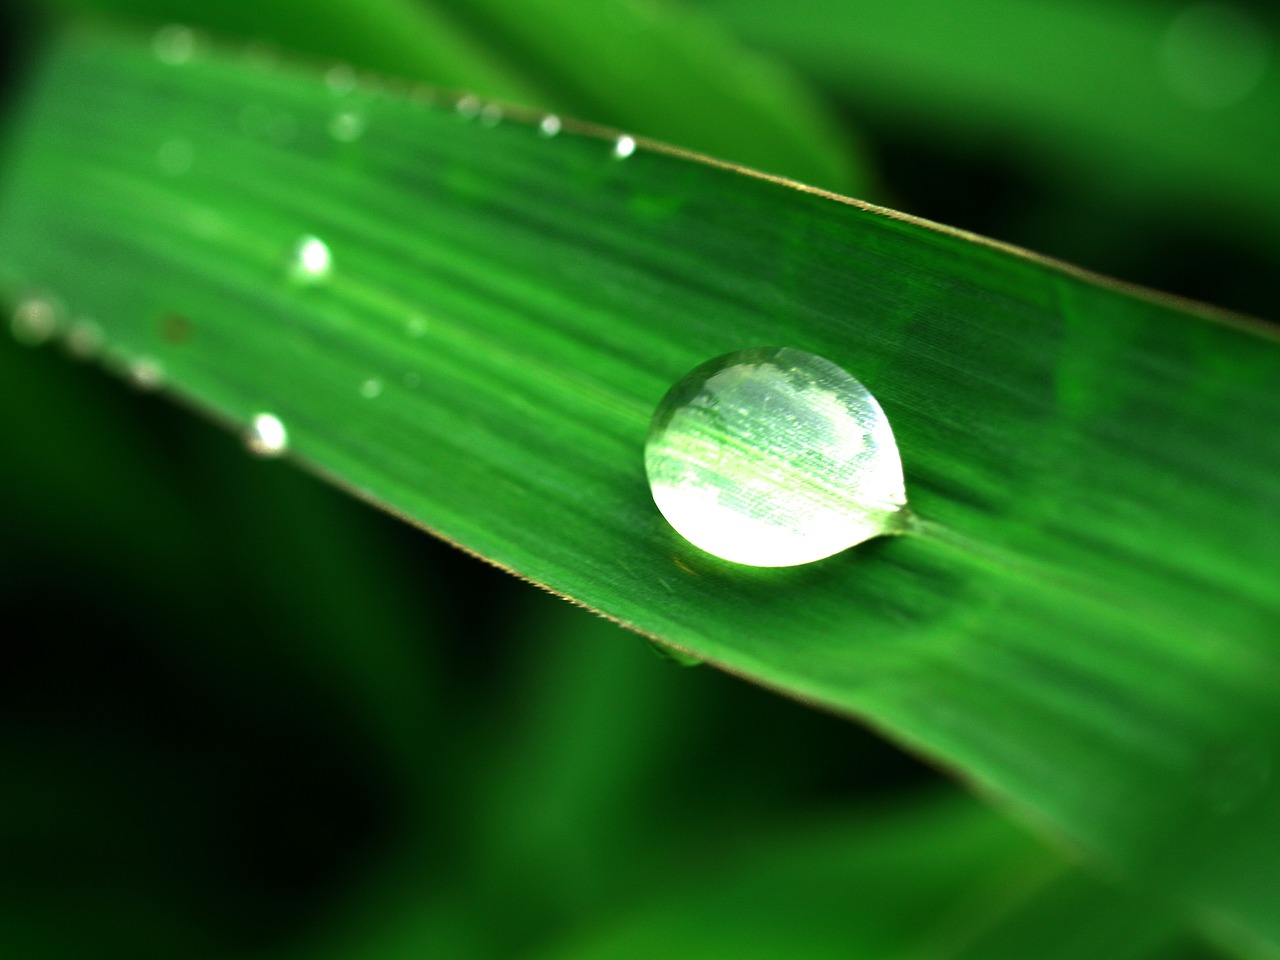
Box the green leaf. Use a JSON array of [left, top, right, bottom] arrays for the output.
[[2, 28, 1279, 957], [41, 0, 864, 190]]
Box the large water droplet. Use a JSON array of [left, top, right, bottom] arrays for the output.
[[246, 413, 288, 457], [538, 114, 562, 137], [645, 348, 907, 567]]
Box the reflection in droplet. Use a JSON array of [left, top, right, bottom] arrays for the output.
[[246, 413, 288, 457], [480, 103, 503, 126], [291, 236, 332, 282], [128, 357, 164, 391], [329, 110, 365, 142], [153, 24, 195, 65], [65, 319, 104, 359], [325, 64, 357, 95], [613, 135, 637, 159], [157, 138, 194, 175], [1161, 4, 1272, 108], [646, 348, 907, 567], [539, 114, 562, 137], [11, 297, 60, 346], [456, 95, 481, 119], [359, 377, 384, 399]]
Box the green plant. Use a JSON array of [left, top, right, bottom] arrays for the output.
[[2, 2, 1277, 959]]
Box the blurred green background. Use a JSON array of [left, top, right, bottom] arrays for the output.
[[0, 1, 1275, 957]]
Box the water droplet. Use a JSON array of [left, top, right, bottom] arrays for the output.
[[646, 640, 702, 667], [157, 138, 194, 175], [246, 413, 288, 457], [456, 95, 481, 119], [613, 135, 637, 159], [127, 357, 164, 391], [64, 318, 104, 359], [1161, 4, 1271, 108], [325, 64, 357, 95], [290, 235, 332, 282], [10, 297, 60, 346], [153, 24, 195, 65], [406, 314, 428, 337], [646, 348, 907, 567], [538, 114, 562, 137], [479, 103, 503, 126], [359, 377, 384, 399], [329, 109, 365, 142]]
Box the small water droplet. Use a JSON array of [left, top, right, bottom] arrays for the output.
[[10, 297, 60, 346], [613, 135, 637, 159], [1161, 4, 1271, 108], [246, 413, 288, 457], [479, 103, 503, 126], [406, 314, 428, 337], [646, 348, 907, 567], [153, 24, 195, 65], [456, 95, 481, 119], [646, 640, 702, 667], [402, 371, 421, 389], [290, 235, 332, 282], [538, 114, 562, 137], [325, 64, 357, 95], [329, 109, 365, 142], [359, 377, 384, 399], [127, 357, 164, 391], [64, 318, 104, 359], [157, 138, 194, 175]]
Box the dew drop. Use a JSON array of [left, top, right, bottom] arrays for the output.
[[153, 24, 195, 65], [325, 64, 357, 95], [613, 135, 637, 159], [290, 235, 332, 282], [329, 109, 365, 142], [359, 377, 384, 399], [65, 318, 104, 359], [538, 114, 562, 137], [646, 640, 702, 667], [10, 297, 60, 346], [645, 348, 907, 567], [456, 95, 481, 119], [479, 103, 503, 126], [157, 138, 194, 175], [246, 413, 288, 457], [127, 357, 164, 391]]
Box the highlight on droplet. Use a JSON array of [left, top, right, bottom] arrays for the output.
[[613, 135, 637, 159], [645, 347, 908, 567], [538, 115, 562, 137], [246, 413, 288, 457], [290, 235, 332, 282]]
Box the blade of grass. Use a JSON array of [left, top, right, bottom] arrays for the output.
[[38, 0, 864, 190], [2, 28, 1279, 956]]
